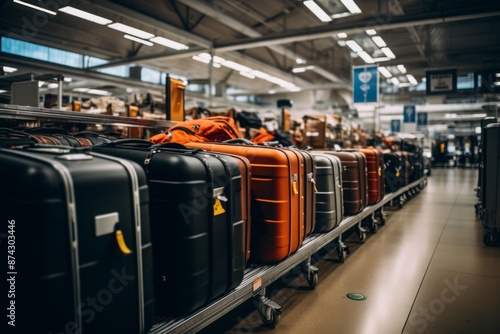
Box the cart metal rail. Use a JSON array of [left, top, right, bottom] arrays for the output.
[[150, 177, 427, 333]]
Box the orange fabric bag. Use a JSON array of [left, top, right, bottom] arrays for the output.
[[149, 116, 243, 144]]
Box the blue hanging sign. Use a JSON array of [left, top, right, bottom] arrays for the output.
[[403, 105, 416, 123], [391, 119, 401, 133], [353, 65, 379, 103]]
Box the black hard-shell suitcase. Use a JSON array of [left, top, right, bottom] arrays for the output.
[[478, 117, 497, 200], [310, 152, 344, 232], [482, 123, 500, 245], [89, 139, 249, 315], [384, 152, 405, 193], [0, 146, 154, 334]]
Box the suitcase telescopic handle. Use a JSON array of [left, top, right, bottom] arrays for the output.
[[101, 139, 153, 147], [153, 142, 204, 154], [223, 138, 255, 145]]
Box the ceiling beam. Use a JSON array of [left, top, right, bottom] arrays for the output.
[[213, 11, 500, 52], [176, 0, 345, 84]]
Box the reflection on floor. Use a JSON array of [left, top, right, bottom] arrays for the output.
[[200, 168, 500, 334]]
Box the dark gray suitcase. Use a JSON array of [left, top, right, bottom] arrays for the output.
[[89, 140, 249, 316], [478, 117, 497, 200], [482, 123, 500, 245], [0, 146, 154, 334], [311, 152, 344, 232]]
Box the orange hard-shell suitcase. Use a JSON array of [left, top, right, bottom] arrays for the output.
[[360, 148, 385, 205], [185, 140, 305, 264]]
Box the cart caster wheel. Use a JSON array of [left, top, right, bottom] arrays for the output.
[[259, 306, 281, 327], [337, 247, 347, 262], [398, 201, 404, 209], [358, 230, 366, 243], [370, 220, 378, 233], [378, 212, 387, 226], [483, 232, 499, 246], [307, 272, 319, 289]]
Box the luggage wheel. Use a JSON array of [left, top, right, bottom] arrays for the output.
[[398, 197, 404, 209], [336, 238, 349, 262], [483, 231, 500, 247], [369, 213, 378, 233], [378, 209, 387, 226], [255, 292, 282, 327], [301, 258, 319, 289], [357, 226, 367, 243]]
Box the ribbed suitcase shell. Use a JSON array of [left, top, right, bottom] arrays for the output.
[[384, 152, 404, 193], [90, 140, 249, 315], [0, 147, 153, 334], [185, 141, 305, 264], [311, 152, 344, 232], [359, 148, 385, 205], [321, 151, 368, 216]]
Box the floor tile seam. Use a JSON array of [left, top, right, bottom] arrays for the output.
[[401, 191, 453, 332]]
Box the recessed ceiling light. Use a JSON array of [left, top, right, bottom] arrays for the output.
[[303, 0, 332, 22], [372, 36, 387, 48], [337, 32, 348, 39], [381, 47, 396, 59], [366, 29, 377, 35], [397, 65, 407, 74], [391, 77, 400, 85], [357, 51, 375, 64], [3, 66, 18, 73], [239, 72, 256, 79], [345, 40, 363, 53], [407, 74, 418, 85], [340, 0, 362, 14], [378, 67, 392, 78]]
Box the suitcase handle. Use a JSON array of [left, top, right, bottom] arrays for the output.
[[101, 139, 153, 147], [115, 230, 132, 255], [154, 143, 204, 154], [262, 141, 281, 147], [223, 138, 255, 145]]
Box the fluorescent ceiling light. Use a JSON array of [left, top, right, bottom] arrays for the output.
[[124, 34, 153, 46], [63, 77, 72, 82], [372, 36, 387, 48], [289, 87, 301, 92], [250, 70, 271, 79], [407, 74, 418, 85], [398, 83, 412, 87], [366, 29, 377, 36], [496, 73, 500, 78], [381, 47, 396, 59], [222, 60, 252, 73], [108, 23, 154, 40], [38, 81, 45, 87], [397, 65, 407, 74], [391, 77, 400, 85], [357, 51, 375, 64], [337, 40, 346, 47], [87, 89, 111, 96], [58, 6, 112, 25], [239, 72, 255, 79], [494, 82, 500, 86], [212, 56, 225, 63], [378, 67, 392, 78], [292, 67, 307, 73], [73, 88, 89, 92], [296, 58, 305, 64], [345, 40, 363, 53], [192, 55, 210, 64], [198, 53, 211, 60], [337, 32, 348, 39], [212, 63, 221, 68], [268, 89, 276, 94], [331, 12, 351, 19], [13, 0, 56, 15], [3, 66, 17, 73], [303, 0, 332, 22], [0, 89, 7, 93], [340, 0, 362, 14], [149, 36, 189, 50], [47, 83, 59, 89], [373, 57, 391, 62]]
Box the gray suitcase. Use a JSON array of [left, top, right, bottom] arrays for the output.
[[311, 152, 344, 232]]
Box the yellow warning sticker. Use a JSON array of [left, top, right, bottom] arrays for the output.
[[213, 199, 226, 216]]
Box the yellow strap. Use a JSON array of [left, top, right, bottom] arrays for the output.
[[293, 181, 299, 195], [115, 230, 132, 255], [378, 167, 382, 177], [396, 171, 400, 177], [314, 183, 318, 193]]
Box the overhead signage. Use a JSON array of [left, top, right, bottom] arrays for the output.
[[390, 119, 401, 133], [353, 65, 379, 103], [403, 105, 416, 123], [426, 69, 457, 95]]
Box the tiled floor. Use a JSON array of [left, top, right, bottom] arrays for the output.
[[200, 168, 500, 334]]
